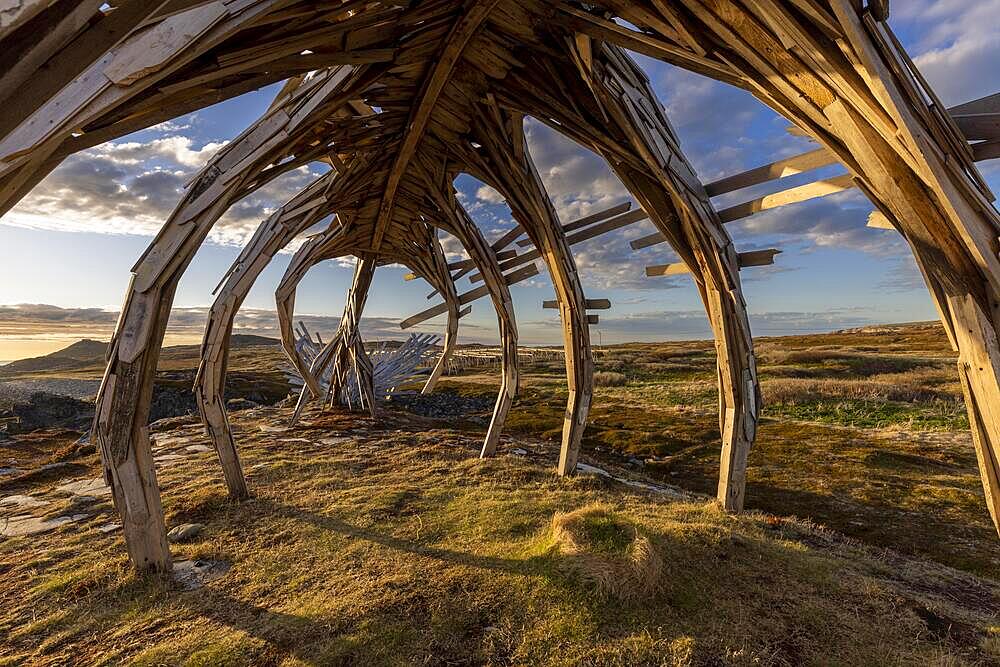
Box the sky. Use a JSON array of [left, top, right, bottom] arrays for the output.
[[1, 1, 999, 361]]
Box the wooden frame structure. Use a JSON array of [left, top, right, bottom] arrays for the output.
[[2, 1, 999, 572]]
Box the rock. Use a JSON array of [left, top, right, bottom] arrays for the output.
[[319, 437, 352, 446], [153, 453, 186, 467], [225, 397, 258, 412], [0, 392, 94, 433], [97, 523, 121, 534], [185, 444, 213, 453], [167, 523, 205, 543], [150, 434, 188, 449], [511, 448, 528, 456], [172, 559, 230, 591], [388, 391, 493, 419], [55, 477, 111, 497], [1, 513, 88, 537], [148, 384, 198, 422], [0, 494, 49, 509], [0, 467, 20, 477]]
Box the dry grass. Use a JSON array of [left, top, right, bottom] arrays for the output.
[[593, 371, 628, 387], [2, 406, 999, 665], [550, 504, 663, 601], [441, 322, 995, 578], [763, 375, 960, 405]]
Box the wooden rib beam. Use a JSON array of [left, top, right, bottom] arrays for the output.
[[427, 186, 521, 459], [195, 171, 336, 499], [468, 106, 593, 476], [371, 0, 499, 250], [421, 230, 461, 394], [556, 42, 760, 512]]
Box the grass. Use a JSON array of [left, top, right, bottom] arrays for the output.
[[4, 321, 1000, 663], [2, 407, 999, 665], [430, 322, 999, 580]]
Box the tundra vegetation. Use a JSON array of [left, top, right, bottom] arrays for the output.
[[1, 322, 998, 665]]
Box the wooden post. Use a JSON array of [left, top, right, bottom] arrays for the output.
[[424, 181, 520, 458], [514, 42, 760, 509]]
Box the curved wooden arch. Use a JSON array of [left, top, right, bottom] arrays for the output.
[[457, 106, 594, 476], [195, 173, 336, 500], [88, 67, 373, 570], [550, 1, 1000, 527], [281, 230, 458, 421], [274, 190, 520, 458], [421, 229, 462, 396], [497, 43, 759, 510]]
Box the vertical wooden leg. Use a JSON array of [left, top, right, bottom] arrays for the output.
[[196, 176, 334, 499], [421, 299, 458, 394], [95, 285, 177, 572], [951, 295, 1000, 531], [422, 234, 460, 395], [822, 94, 1000, 533]]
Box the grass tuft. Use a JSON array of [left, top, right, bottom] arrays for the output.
[[550, 504, 664, 602]]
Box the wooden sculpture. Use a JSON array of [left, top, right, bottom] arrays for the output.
[[3, 1, 1000, 573]]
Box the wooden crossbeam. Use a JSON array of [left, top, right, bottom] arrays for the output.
[[704, 147, 835, 197], [423, 202, 636, 297], [867, 211, 895, 230], [543, 298, 611, 309], [445, 249, 517, 271], [646, 249, 781, 277], [516, 201, 631, 247], [401, 263, 538, 329], [952, 113, 1000, 142], [470, 208, 650, 283], [632, 174, 856, 250]]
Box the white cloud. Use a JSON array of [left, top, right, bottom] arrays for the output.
[[475, 184, 504, 204], [3, 134, 323, 248], [897, 0, 1000, 105]]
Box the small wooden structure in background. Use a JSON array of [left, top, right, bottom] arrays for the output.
[[2, 1, 1000, 573]]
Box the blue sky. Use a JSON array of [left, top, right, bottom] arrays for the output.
[[1, 1, 998, 359]]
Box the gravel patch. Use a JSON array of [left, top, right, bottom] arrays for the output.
[[386, 391, 493, 418], [0, 379, 100, 404]]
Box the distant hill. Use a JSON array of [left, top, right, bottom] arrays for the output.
[[46, 338, 108, 360], [0, 339, 108, 375], [0, 335, 280, 377], [229, 334, 280, 347]]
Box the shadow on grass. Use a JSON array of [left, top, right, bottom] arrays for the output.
[[259, 498, 556, 578]]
